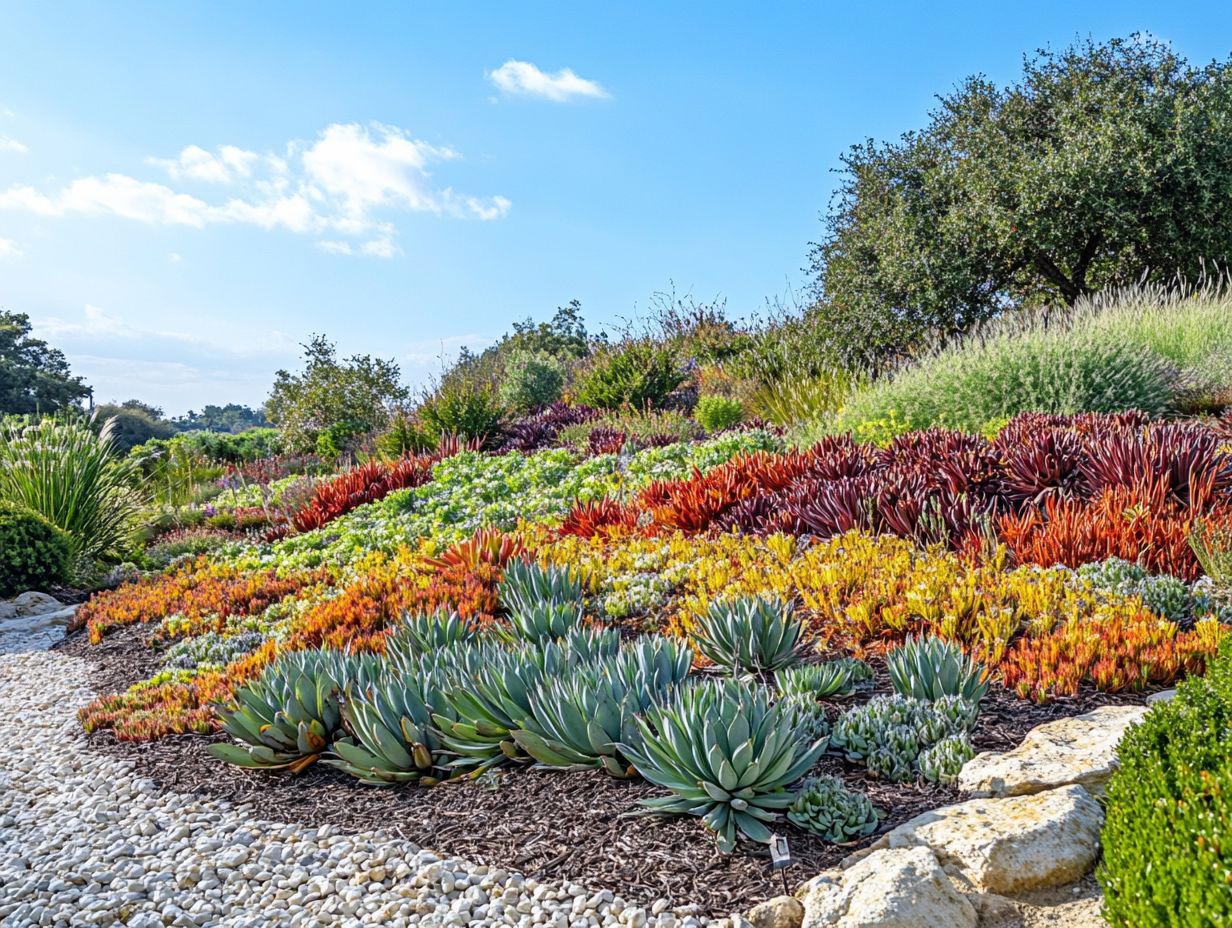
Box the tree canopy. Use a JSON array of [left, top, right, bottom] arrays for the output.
[[265, 336, 408, 455], [0, 311, 91, 415], [809, 35, 1232, 366]]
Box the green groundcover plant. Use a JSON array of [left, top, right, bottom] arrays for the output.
[[1099, 639, 1232, 927]]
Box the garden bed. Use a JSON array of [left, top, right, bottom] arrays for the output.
[[60, 623, 1149, 914]]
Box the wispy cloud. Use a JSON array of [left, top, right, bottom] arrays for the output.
[[0, 237, 21, 258], [0, 122, 511, 257], [0, 135, 27, 154], [487, 60, 610, 102]]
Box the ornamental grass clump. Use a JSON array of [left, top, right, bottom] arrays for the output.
[[208, 649, 362, 773], [0, 414, 144, 569], [885, 635, 988, 704], [787, 776, 881, 842], [1099, 639, 1232, 926], [692, 595, 808, 674], [622, 678, 828, 852]]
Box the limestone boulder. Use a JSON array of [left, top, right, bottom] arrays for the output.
[[958, 706, 1147, 798], [746, 895, 803, 928], [8, 591, 63, 617], [797, 847, 977, 928], [869, 785, 1103, 894]]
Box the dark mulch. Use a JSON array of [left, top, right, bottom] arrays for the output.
[[57, 625, 1149, 916]]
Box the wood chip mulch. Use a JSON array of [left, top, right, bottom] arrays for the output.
[[56, 625, 1149, 916]]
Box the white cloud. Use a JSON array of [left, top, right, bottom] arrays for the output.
[[360, 236, 399, 258], [487, 60, 609, 102], [0, 174, 213, 226], [303, 122, 455, 217], [0, 237, 21, 258], [168, 252, 183, 263], [0, 135, 27, 154], [149, 144, 261, 184], [0, 122, 510, 256]]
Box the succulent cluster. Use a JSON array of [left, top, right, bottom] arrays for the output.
[[1077, 557, 1231, 624], [917, 734, 976, 786], [787, 776, 880, 842], [830, 694, 978, 782]]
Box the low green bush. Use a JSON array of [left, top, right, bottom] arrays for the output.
[[0, 502, 73, 596], [499, 350, 566, 413], [1099, 640, 1232, 926], [694, 395, 744, 432], [418, 383, 506, 446], [574, 342, 685, 410]]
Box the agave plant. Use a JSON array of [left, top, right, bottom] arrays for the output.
[[621, 678, 827, 852], [208, 649, 357, 773], [512, 635, 693, 777], [500, 559, 583, 615], [885, 635, 987, 704], [497, 560, 587, 643], [433, 632, 617, 773], [787, 776, 880, 842], [497, 600, 586, 644], [692, 595, 808, 675], [386, 608, 476, 658], [328, 673, 443, 785], [775, 659, 871, 700]]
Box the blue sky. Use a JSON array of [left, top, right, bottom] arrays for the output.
[[1, 2, 1230, 415]]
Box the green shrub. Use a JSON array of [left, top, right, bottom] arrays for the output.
[[1099, 640, 1232, 927], [0, 502, 72, 596], [418, 383, 505, 446], [574, 342, 685, 410], [499, 350, 566, 413], [0, 415, 144, 567], [374, 410, 436, 458], [694, 395, 744, 432]]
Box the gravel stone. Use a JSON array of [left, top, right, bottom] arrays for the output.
[[0, 636, 706, 927]]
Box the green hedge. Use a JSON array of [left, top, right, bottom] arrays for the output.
[[0, 502, 73, 597], [1099, 640, 1232, 926]]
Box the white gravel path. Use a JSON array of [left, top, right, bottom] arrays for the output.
[[0, 635, 709, 928]]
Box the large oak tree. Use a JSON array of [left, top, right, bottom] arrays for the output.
[[810, 35, 1232, 366]]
